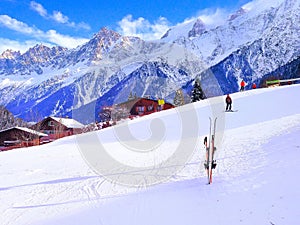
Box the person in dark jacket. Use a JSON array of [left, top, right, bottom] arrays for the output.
[[225, 94, 232, 111], [204, 136, 208, 147]]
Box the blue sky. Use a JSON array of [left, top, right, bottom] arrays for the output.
[[0, 0, 250, 53]]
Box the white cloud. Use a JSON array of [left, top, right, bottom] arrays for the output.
[[0, 38, 42, 54], [77, 22, 91, 30], [168, 7, 236, 32], [30, 1, 91, 30], [30, 1, 47, 17], [0, 15, 39, 35], [44, 30, 88, 49], [197, 8, 230, 28], [116, 8, 230, 41], [0, 15, 89, 50], [52, 11, 69, 24], [117, 15, 171, 40], [242, 0, 284, 12]]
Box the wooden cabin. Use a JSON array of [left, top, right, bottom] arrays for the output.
[[31, 117, 84, 143], [116, 97, 174, 117], [0, 127, 48, 151]]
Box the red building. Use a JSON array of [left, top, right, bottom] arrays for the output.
[[116, 97, 174, 117], [31, 117, 84, 143], [0, 127, 48, 151]]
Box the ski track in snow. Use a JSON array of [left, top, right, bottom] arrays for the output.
[[0, 85, 300, 225], [37, 117, 300, 225]]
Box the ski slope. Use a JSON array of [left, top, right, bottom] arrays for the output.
[[0, 84, 300, 225]]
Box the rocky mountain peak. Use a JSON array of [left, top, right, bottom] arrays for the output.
[[26, 44, 50, 55], [76, 27, 124, 62], [188, 18, 206, 38], [228, 8, 247, 21], [20, 44, 66, 64], [93, 27, 122, 42], [0, 49, 21, 60], [0, 106, 27, 129]]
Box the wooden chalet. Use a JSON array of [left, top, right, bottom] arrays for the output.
[[31, 117, 84, 142], [0, 127, 48, 151], [116, 97, 174, 117]]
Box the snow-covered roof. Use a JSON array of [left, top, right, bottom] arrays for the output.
[[50, 117, 84, 129], [0, 127, 48, 137]]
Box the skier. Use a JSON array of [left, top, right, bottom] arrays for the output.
[[225, 94, 232, 111], [240, 80, 245, 91], [252, 83, 257, 89]]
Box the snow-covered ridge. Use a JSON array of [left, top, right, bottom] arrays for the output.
[[0, 49, 21, 59], [162, 0, 297, 65]]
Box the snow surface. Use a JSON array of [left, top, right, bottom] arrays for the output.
[[0, 84, 300, 225]]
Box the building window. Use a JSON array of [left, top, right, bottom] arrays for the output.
[[136, 106, 145, 112], [48, 121, 54, 127], [147, 105, 154, 111], [43, 130, 53, 134]]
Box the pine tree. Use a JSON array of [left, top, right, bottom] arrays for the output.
[[173, 89, 185, 106], [128, 91, 134, 101], [128, 91, 137, 101], [191, 78, 206, 102]]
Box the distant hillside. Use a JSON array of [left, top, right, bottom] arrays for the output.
[[0, 106, 28, 130]]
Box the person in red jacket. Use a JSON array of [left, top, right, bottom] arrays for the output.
[[225, 94, 232, 111], [240, 80, 245, 91], [252, 83, 257, 89]]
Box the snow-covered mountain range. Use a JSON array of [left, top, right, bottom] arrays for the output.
[[0, 0, 299, 123]]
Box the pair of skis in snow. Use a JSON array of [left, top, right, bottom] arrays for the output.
[[204, 111, 238, 184], [205, 117, 217, 184]]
